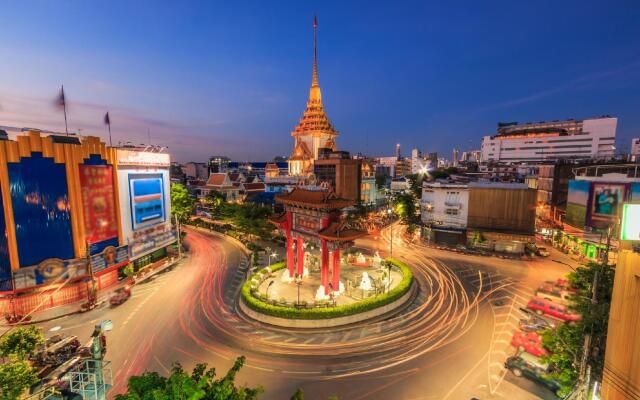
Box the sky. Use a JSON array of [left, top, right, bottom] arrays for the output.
[[1, 0, 639, 163]]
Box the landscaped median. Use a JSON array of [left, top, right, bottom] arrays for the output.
[[240, 258, 414, 321]]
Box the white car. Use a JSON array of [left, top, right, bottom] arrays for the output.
[[537, 246, 550, 257]]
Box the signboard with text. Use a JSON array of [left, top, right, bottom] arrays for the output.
[[13, 258, 88, 290], [129, 223, 176, 258], [90, 245, 129, 274], [621, 204, 640, 241], [80, 165, 118, 244]]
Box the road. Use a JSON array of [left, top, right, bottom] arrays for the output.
[[34, 227, 572, 399]]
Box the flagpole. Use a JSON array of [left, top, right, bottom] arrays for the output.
[[62, 85, 69, 135], [108, 124, 112, 147]]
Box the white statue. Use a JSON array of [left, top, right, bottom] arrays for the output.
[[357, 253, 367, 264], [359, 272, 372, 291], [315, 286, 330, 301], [373, 251, 382, 267]]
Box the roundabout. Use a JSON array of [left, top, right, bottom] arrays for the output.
[[239, 257, 416, 328]]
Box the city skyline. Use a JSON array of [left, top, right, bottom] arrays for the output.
[[1, 1, 639, 162]]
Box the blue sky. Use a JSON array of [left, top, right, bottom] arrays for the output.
[[1, 1, 639, 162]]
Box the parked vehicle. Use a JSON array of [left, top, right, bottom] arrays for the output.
[[505, 353, 562, 395], [526, 297, 581, 322], [30, 335, 81, 366], [536, 283, 573, 305], [109, 286, 131, 306], [536, 246, 550, 257], [511, 331, 548, 357], [519, 315, 556, 332]]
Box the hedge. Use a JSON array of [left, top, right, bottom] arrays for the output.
[[241, 258, 413, 320]]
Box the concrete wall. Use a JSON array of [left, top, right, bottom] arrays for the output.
[[468, 187, 536, 234]]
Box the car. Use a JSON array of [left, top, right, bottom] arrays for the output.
[[505, 353, 562, 395], [511, 331, 548, 357], [109, 287, 131, 306], [536, 246, 550, 257], [519, 315, 556, 332], [527, 297, 581, 322], [536, 283, 573, 305]]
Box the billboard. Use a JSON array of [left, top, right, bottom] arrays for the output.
[[90, 244, 128, 274], [621, 204, 640, 241], [80, 165, 118, 245], [129, 223, 176, 258], [565, 180, 590, 228], [8, 153, 74, 267], [129, 174, 166, 230], [591, 183, 625, 220], [630, 183, 640, 203], [13, 257, 88, 290]]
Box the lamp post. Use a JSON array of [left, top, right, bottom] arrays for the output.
[[294, 273, 302, 308], [387, 208, 395, 257]]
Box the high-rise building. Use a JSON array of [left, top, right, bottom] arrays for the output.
[[452, 148, 459, 167], [209, 156, 230, 173], [395, 143, 401, 160], [313, 149, 361, 202], [288, 17, 339, 176], [481, 116, 617, 163], [631, 138, 640, 161]]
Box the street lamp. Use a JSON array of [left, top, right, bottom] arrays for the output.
[[387, 208, 395, 257], [265, 280, 274, 300], [553, 259, 577, 272], [294, 273, 302, 307]]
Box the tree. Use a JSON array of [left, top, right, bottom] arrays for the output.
[[116, 356, 263, 400], [290, 389, 304, 400], [170, 183, 194, 223], [0, 326, 44, 361], [405, 174, 424, 199], [541, 261, 615, 396], [0, 360, 39, 400]]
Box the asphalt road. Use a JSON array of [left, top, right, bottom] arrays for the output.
[[35, 227, 571, 400]]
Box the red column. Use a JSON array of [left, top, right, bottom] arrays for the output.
[[321, 239, 329, 295], [332, 247, 340, 293], [297, 237, 304, 277], [286, 211, 294, 277]]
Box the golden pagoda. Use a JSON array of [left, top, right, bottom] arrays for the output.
[[288, 16, 339, 177]]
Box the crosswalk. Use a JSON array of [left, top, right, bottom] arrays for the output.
[[451, 264, 537, 395]]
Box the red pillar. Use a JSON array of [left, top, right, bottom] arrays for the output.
[[321, 239, 329, 294], [286, 211, 294, 277], [297, 237, 304, 277], [332, 247, 340, 293]]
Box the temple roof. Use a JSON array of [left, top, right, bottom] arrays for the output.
[[290, 16, 339, 144], [318, 221, 367, 241], [275, 187, 354, 209]]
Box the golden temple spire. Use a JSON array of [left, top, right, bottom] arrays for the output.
[[309, 15, 322, 103]]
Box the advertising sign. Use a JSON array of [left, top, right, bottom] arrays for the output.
[[80, 165, 118, 244], [117, 149, 170, 167], [565, 180, 590, 228], [621, 204, 640, 241], [13, 258, 88, 290], [591, 183, 625, 219], [129, 223, 176, 258], [129, 174, 166, 230], [90, 244, 129, 274]]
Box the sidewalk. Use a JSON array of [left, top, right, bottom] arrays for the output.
[[1, 255, 185, 327]]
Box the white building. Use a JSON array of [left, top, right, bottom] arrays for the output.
[[421, 183, 469, 230], [411, 148, 422, 174], [631, 138, 640, 162], [481, 116, 617, 163]]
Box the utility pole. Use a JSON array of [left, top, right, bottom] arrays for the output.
[[174, 214, 182, 259]]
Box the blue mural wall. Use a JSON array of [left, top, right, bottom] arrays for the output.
[[0, 186, 11, 291], [9, 152, 74, 267]]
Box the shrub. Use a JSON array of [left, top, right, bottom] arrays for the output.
[[241, 259, 413, 320]]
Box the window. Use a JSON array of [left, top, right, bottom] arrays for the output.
[[445, 209, 458, 215]]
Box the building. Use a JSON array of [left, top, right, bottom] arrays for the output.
[[202, 173, 241, 202], [631, 137, 640, 162], [601, 248, 640, 400], [182, 161, 208, 180], [421, 181, 536, 252], [209, 156, 230, 174], [421, 183, 470, 245], [410, 148, 421, 174], [288, 19, 339, 177], [360, 162, 383, 206], [0, 131, 176, 316], [390, 176, 411, 192], [481, 116, 617, 163], [313, 149, 361, 202], [395, 158, 411, 177], [395, 143, 401, 159], [452, 148, 459, 167], [376, 156, 399, 177]]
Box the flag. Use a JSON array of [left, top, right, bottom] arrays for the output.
[[104, 112, 110, 126], [314, 15, 317, 28], [56, 85, 66, 109]]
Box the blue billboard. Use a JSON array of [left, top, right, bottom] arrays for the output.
[[8, 153, 74, 268], [128, 174, 166, 231]]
